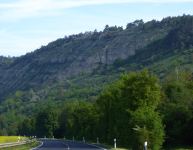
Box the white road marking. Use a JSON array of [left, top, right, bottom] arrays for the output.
[[86, 143, 106, 150], [63, 143, 70, 149], [28, 141, 43, 150], [70, 141, 106, 150]]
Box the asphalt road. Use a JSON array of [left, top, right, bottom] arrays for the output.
[[31, 139, 107, 150]]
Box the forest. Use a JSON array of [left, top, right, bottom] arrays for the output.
[[6, 68, 193, 150]]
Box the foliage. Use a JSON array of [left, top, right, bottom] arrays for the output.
[[35, 106, 59, 138], [130, 108, 164, 150], [159, 69, 193, 146], [63, 69, 164, 149]]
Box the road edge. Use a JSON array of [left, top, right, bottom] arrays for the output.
[[28, 141, 43, 150]]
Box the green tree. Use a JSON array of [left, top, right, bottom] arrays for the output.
[[8, 128, 16, 136], [130, 108, 165, 150], [36, 106, 59, 138], [160, 70, 193, 146], [66, 101, 94, 140], [96, 69, 165, 148], [0, 128, 7, 136], [56, 103, 76, 138], [21, 118, 31, 136]]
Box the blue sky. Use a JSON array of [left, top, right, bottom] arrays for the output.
[[0, 0, 193, 57]]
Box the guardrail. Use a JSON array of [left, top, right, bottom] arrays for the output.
[[0, 138, 36, 149]]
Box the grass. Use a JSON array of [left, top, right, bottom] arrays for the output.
[[163, 145, 193, 150], [0, 140, 40, 150], [63, 138, 131, 150]]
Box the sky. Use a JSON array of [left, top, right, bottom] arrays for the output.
[[0, 0, 193, 57]]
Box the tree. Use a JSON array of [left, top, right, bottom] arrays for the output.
[[103, 25, 109, 32], [133, 19, 144, 27], [56, 103, 76, 138], [113, 57, 124, 67], [96, 69, 165, 148], [17, 121, 22, 135], [0, 128, 7, 136], [21, 118, 31, 136], [160, 69, 193, 146], [8, 128, 16, 136], [36, 106, 59, 138], [66, 101, 95, 140]]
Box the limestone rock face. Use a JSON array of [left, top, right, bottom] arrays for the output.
[[0, 28, 169, 95], [0, 40, 149, 94]]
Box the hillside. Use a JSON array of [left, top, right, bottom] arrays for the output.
[[0, 14, 193, 132], [0, 20, 171, 98]]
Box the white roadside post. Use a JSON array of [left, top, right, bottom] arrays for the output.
[[44, 136, 46, 139], [73, 137, 74, 141], [144, 141, 147, 150], [114, 139, 116, 149], [97, 138, 99, 144], [83, 137, 85, 142], [53, 136, 54, 139], [18, 137, 20, 142]]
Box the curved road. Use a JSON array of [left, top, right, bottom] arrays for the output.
[[31, 139, 107, 150]]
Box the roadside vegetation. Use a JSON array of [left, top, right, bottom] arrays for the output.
[[0, 136, 28, 143], [15, 68, 193, 150], [0, 140, 40, 150]]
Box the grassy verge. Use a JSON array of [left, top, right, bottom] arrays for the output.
[[64, 139, 193, 150], [0, 136, 29, 143], [163, 145, 193, 150], [91, 142, 130, 150], [0, 140, 40, 150], [64, 138, 131, 150]]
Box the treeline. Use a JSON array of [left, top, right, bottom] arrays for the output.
[[14, 68, 193, 149], [126, 14, 193, 30], [0, 56, 18, 68], [0, 56, 8, 64]]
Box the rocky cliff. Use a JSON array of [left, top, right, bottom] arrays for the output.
[[0, 27, 170, 96]]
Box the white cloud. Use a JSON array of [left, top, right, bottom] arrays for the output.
[[0, 0, 193, 21]]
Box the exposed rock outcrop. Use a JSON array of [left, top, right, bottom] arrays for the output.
[[0, 28, 169, 95]]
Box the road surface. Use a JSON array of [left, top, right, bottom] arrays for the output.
[[31, 139, 107, 150]]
